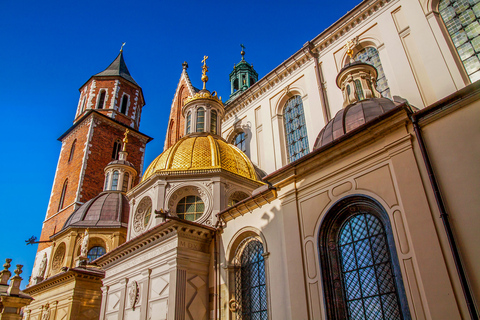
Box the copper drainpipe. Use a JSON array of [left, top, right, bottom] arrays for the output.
[[410, 109, 479, 320]]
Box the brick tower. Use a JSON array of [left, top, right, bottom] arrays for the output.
[[163, 62, 199, 149], [33, 50, 152, 268]]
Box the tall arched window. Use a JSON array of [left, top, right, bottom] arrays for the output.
[[211, 110, 217, 134], [122, 172, 130, 192], [439, 0, 480, 82], [112, 140, 122, 160], [68, 139, 76, 162], [355, 47, 391, 98], [284, 95, 309, 163], [233, 237, 268, 320], [186, 112, 192, 134], [97, 90, 106, 109], [196, 108, 205, 132], [233, 132, 246, 152], [58, 179, 68, 211], [81, 97, 87, 114], [120, 95, 128, 114], [354, 79, 365, 101], [319, 197, 410, 320], [111, 171, 119, 191]]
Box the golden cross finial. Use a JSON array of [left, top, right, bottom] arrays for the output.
[[120, 42, 126, 52], [344, 37, 358, 63], [122, 129, 129, 152], [201, 55, 209, 90]]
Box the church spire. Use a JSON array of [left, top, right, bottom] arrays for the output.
[[94, 49, 138, 86], [228, 44, 258, 100]]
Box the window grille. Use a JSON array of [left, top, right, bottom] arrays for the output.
[[234, 238, 268, 320], [439, 0, 480, 82], [284, 95, 309, 163], [196, 108, 205, 132], [176, 195, 204, 221], [211, 110, 218, 134], [111, 171, 119, 191], [355, 47, 391, 98], [87, 246, 106, 262]]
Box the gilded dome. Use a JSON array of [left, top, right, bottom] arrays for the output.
[[142, 133, 260, 182]]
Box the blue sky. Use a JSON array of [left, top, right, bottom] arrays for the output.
[[0, 0, 361, 287]]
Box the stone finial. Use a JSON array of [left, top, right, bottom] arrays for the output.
[[182, 61, 188, 70], [7, 264, 23, 296], [0, 258, 12, 285]]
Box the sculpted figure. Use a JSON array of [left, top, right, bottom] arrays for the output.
[[80, 229, 89, 257], [37, 253, 47, 278]]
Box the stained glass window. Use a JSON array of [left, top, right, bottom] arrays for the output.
[[355, 47, 391, 98], [339, 213, 402, 319], [111, 171, 119, 191], [233, 132, 246, 152], [87, 246, 106, 262], [186, 112, 192, 134], [176, 195, 204, 221], [196, 108, 205, 132], [319, 198, 409, 320], [211, 110, 218, 134], [439, 0, 480, 82], [234, 238, 268, 320], [284, 95, 309, 163]]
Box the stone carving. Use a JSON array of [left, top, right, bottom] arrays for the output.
[[37, 253, 47, 278], [42, 304, 50, 320], [129, 281, 139, 310], [52, 244, 66, 271], [80, 229, 90, 257], [133, 196, 152, 233]]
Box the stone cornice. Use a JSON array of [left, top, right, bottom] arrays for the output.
[[224, 0, 396, 120], [94, 219, 215, 268]]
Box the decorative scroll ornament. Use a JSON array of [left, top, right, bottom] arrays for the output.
[[229, 298, 239, 312], [133, 197, 152, 233], [129, 281, 140, 310], [52, 244, 66, 270]]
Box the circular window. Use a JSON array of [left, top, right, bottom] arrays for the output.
[[133, 196, 153, 233], [87, 246, 106, 262], [52, 243, 66, 271], [176, 195, 204, 221]]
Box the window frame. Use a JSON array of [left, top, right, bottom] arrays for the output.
[[68, 139, 76, 162], [97, 90, 107, 109], [283, 95, 310, 163], [196, 107, 205, 132], [58, 179, 68, 211]]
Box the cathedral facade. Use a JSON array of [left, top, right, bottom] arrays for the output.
[[13, 0, 480, 319]]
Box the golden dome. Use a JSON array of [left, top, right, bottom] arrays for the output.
[[142, 134, 260, 182]]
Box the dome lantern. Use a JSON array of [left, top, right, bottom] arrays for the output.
[[104, 128, 137, 192]]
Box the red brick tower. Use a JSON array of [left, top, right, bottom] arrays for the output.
[[36, 50, 152, 255], [164, 62, 199, 149]]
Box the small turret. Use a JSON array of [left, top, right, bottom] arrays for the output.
[[228, 44, 258, 100]]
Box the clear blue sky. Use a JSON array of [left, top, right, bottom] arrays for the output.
[[0, 0, 361, 287]]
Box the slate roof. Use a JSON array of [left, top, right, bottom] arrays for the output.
[[94, 51, 139, 86]]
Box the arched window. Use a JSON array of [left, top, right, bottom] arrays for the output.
[[233, 132, 246, 152], [68, 139, 76, 162], [354, 79, 365, 101], [111, 171, 119, 191], [439, 0, 480, 82], [319, 197, 410, 320], [186, 112, 192, 134], [112, 140, 122, 160], [81, 97, 87, 114], [196, 108, 205, 132], [122, 172, 130, 192], [233, 237, 268, 320], [176, 195, 204, 221], [283, 95, 309, 163], [104, 172, 110, 191], [355, 47, 391, 98], [97, 90, 106, 109], [87, 246, 106, 262], [211, 110, 217, 134], [120, 95, 128, 114], [58, 179, 68, 211]]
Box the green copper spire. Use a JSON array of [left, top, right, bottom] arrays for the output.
[[228, 44, 258, 100]]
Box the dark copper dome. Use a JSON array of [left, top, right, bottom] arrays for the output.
[[314, 97, 398, 149], [62, 191, 129, 230]]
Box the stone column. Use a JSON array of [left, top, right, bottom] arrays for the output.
[[99, 285, 109, 320]]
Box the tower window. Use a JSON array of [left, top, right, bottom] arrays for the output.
[[186, 112, 192, 134], [319, 197, 410, 320], [97, 90, 106, 109], [284, 95, 309, 163], [196, 108, 205, 132], [112, 140, 122, 160], [68, 140, 76, 162], [120, 95, 129, 114], [233, 132, 246, 152], [234, 237, 268, 320], [87, 246, 106, 262], [234, 78, 239, 91], [111, 171, 119, 191], [81, 97, 87, 114], [104, 172, 110, 191], [354, 79, 365, 101], [355, 47, 391, 98], [176, 195, 204, 221], [122, 172, 130, 192], [210, 110, 217, 134], [58, 179, 68, 211]]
